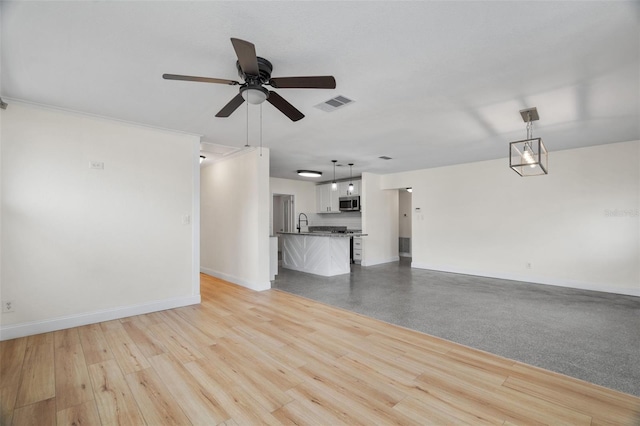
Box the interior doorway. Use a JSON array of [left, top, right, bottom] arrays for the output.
[[273, 194, 294, 259], [399, 188, 412, 258]]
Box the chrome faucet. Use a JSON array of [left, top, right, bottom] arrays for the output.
[[297, 213, 308, 233]]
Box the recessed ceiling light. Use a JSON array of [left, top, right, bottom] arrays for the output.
[[297, 170, 322, 178]]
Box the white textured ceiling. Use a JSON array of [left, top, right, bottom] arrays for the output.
[[2, 1, 638, 181]]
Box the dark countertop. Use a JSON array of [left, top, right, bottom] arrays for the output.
[[277, 232, 367, 238]]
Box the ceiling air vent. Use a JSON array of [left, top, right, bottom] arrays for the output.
[[314, 95, 354, 112]]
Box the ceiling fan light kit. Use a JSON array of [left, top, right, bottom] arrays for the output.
[[509, 107, 548, 177], [240, 86, 269, 104], [163, 37, 336, 122]]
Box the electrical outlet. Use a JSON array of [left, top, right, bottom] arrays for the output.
[[90, 161, 104, 170], [2, 300, 15, 313]]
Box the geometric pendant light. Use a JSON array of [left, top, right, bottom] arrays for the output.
[[509, 107, 548, 176]]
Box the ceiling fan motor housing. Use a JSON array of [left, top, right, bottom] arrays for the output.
[[237, 57, 273, 84]]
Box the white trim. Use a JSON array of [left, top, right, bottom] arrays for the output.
[[200, 267, 271, 292], [411, 262, 640, 298], [0, 295, 201, 341], [361, 256, 400, 267], [200, 146, 259, 166], [4, 98, 202, 139], [192, 139, 202, 297]]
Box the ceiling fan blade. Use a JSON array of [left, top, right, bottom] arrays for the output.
[[230, 38, 259, 76], [215, 93, 245, 117], [269, 76, 336, 89], [267, 91, 304, 122], [163, 74, 239, 85]]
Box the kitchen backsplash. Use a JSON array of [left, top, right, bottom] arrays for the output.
[[307, 212, 362, 229]]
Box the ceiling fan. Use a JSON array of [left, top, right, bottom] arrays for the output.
[[163, 38, 336, 122]]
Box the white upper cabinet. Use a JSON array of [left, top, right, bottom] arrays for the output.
[[316, 179, 361, 213], [338, 180, 360, 196], [316, 183, 340, 213]]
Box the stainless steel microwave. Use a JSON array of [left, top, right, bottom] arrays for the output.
[[339, 196, 360, 212]]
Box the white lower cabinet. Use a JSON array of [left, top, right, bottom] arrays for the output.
[[281, 233, 351, 276], [353, 237, 362, 263]]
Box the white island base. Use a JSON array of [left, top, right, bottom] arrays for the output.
[[280, 233, 351, 277]]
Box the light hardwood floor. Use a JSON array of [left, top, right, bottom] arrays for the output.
[[1, 273, 639, 425]]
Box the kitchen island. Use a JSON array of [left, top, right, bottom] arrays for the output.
[[278, 231, 367, 277]]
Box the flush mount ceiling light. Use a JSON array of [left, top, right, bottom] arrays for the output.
[[509, 107, 548, 177], [297, 170, 322, 178], [406, 187, 412, 193], [331, 160, 338, 191], [199, 155, 206, 164]]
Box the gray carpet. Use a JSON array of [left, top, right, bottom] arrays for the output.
[[272, 258, 640, 397]]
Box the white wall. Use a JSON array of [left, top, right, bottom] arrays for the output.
[[269, 177, 315, 233], [1, 102, 201, 340], [201, 148, 271, 291], [361, 172, 399, 266], [0, 101, 3, 322], [382, 140, 640, 296]]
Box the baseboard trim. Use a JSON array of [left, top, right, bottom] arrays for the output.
[[0, 295, 201, 341], [361, 256, 400, 267], [410, 262, 640, 297], [200, 267, 271, 291]]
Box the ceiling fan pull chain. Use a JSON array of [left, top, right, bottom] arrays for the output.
[[245, 99, 250, 148]]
